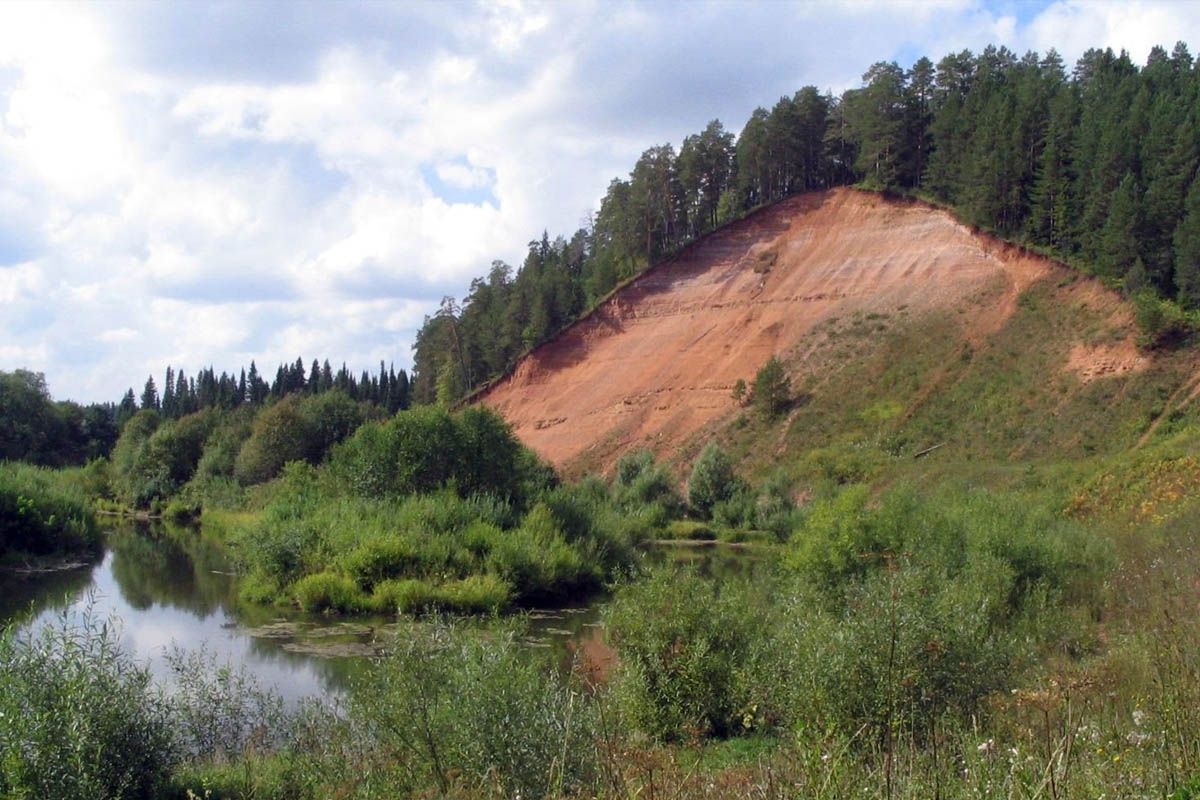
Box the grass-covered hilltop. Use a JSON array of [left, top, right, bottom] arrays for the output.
[[4, 40, 1200, 800]]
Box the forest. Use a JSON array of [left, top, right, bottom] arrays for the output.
[[412, 42, 1200, 403], [3, 38, 1200, 800]]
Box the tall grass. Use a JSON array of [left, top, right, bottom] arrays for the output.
[[229, 463, 643, 613], [0, 460, 100, 559]]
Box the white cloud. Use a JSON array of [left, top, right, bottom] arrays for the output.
[[1, 0, 1198, 402]]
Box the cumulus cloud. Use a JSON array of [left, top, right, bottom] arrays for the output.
[[1, 0, 1198, 402]]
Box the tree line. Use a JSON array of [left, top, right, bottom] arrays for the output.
[[414, 41, 1200, 403], [1, 358, 412, 471], [127, 359, 411, 423]]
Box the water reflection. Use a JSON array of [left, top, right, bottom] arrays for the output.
[[0, 520, 358, 705], [0, 523, 767, 705]]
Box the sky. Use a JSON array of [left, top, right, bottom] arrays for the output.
[[2, 0, 1199, 403]]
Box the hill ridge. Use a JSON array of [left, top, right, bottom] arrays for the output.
[[477, 188, 1188, 475]]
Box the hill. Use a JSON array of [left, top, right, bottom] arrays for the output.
[[478, 188, 1200, 476]]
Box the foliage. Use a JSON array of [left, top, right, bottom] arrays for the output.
[[232, 460, 635, 611], [0, 608, 177, 800], [687, 442, 746, 519], [750, 356, 791, 418], [605, 568, 769, 741], [612, 449, 684, 516], [0, 460, 100, 559], [234, 391, 371, 486], [346, 622, 597, 798], [0, 369, 119, 467], [329, 404, 550, 505], [1131, 288, 1197, 348]]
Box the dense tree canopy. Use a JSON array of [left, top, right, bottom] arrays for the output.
[[413, 41, 1200, 405], [0, 370, 119, 467]]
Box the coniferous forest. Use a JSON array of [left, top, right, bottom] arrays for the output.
[[6, 37, 1200, 800], [413, 43, 1200, 402]]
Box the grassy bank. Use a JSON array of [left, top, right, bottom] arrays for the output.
[[6, 476, 1200, 799], [0, 461, 101, 563]]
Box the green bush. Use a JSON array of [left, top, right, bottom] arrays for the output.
[[234, 397, 314, 486], [1132, 289, 1196, 348], [613, 449, 684, 515], [605, 567, 767, 740], [688, 442, 745, 519], [773, 564, 1024, 743], [116, 410, 217, 507], [0, 461, 100, 559], [292, 571, 367, 613], [348, 622, 596, 798], [342, 537, 422, 589], [787, 484, 1110, 613], [233, 458, 634, 613], [0, 610, 177, 799], [329, 405, 549, 506], [751, 356, 791, 418]]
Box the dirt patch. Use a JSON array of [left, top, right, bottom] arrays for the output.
[[475, 189, 1107, 473], [1066, 340, 1149, 384]]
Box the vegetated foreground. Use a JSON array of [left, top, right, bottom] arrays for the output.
[[479, 188, 1059, 472]]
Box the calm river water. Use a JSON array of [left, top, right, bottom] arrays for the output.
[[0, 521, 761, 704]]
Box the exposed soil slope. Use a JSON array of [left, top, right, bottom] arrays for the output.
[[476, 189, 1107, 472]]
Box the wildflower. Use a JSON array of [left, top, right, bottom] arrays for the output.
[[977, 739, 995, 755], [1132, 709, 1146, 726]]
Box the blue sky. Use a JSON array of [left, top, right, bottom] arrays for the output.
[[1, 0, 1197, 403]]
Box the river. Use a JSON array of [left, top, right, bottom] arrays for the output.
[[0, 520, 761, 704]]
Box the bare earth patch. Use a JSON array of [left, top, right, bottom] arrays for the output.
[[1066, 340, 1149, 384], [478, 188, 1064, 473]]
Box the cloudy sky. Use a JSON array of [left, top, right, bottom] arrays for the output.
[[2, 0, 1198, 403]]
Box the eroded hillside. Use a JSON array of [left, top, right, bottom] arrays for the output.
[[477, 189, 1193, 474]]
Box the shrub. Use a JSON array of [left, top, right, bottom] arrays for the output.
[[774, 564, 1023, 743], [664, 519, 717, 541], [1132, 289, 1196, 348], [0, 609, 177, 799], [164, 646, 287, 761], [292, 571, 367, 613], [116, 410, 217, 507], [163, 498, 201, 525], [435, 574, 511, 614], [234, 397, 314, 486], [369, 576, 510, 616], [329, 405, 548, 505], [605, 567, 767, 740], [371, 578, 439, 614], [0, 461, 100, 558], [613, 449, 684, 515], [342, 537, 422, 589], [688, 442, 744, 519], [350, 622, 596, 798]]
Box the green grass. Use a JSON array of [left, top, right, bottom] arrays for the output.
[[228, 464, 641, 613], [0, 460, 101, 560]]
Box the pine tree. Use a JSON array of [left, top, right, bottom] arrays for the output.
[[1174, 173, 1200, 309], [140, 376, 159, 411], [1097, 172, 1141, 281], [751, 356, 791, 419], [162, 366, 175, 418]]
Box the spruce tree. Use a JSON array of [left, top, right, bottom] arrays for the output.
[[1097, 172, 1141, 280], [140, 376, 159, 411], [1174, 173, 1200, 309]]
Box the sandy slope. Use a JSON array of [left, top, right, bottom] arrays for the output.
[[476, 188, 1056, 471]]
